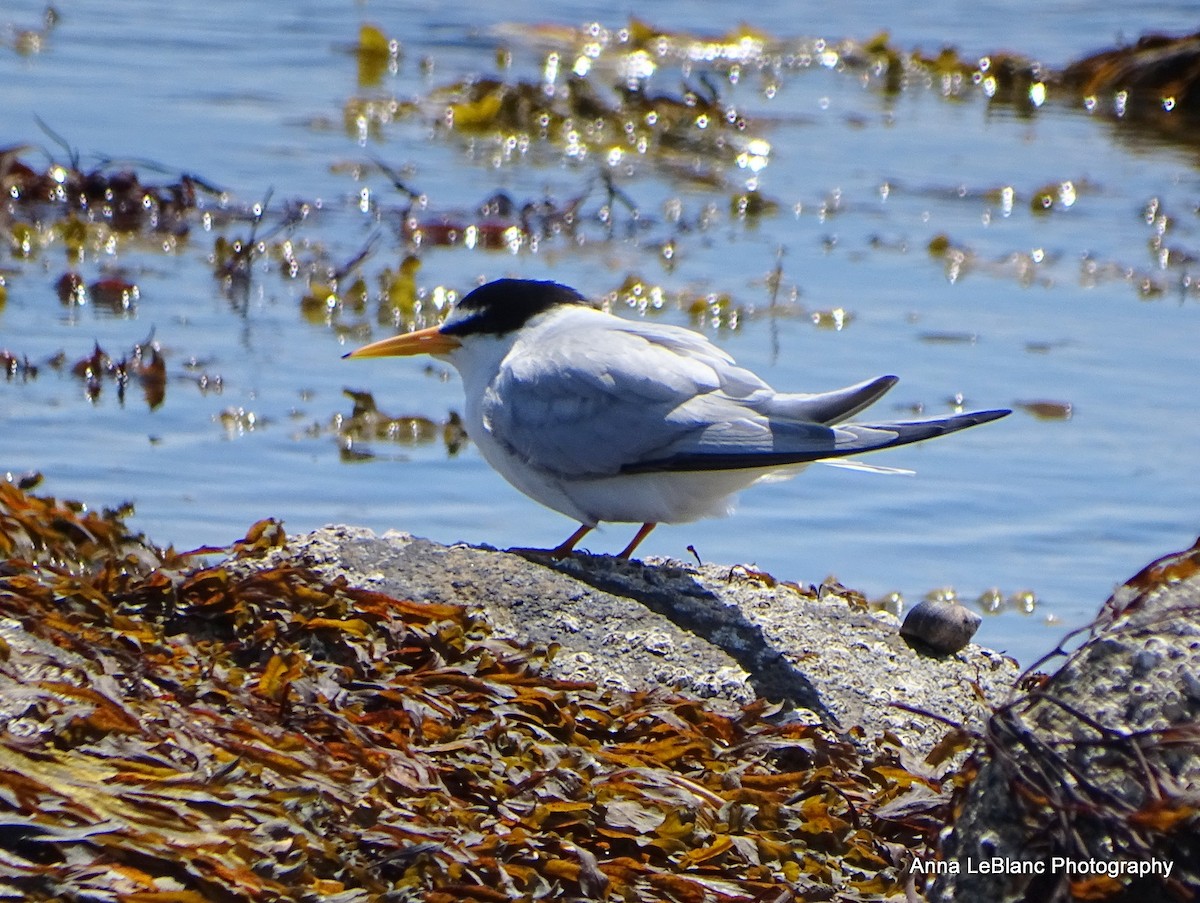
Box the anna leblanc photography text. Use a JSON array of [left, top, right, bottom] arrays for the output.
[[910, 856, 1176, 879]]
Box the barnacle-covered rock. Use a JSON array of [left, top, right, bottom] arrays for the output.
[[933, 536, 1200, 902], [279, 525, 1017, 752]]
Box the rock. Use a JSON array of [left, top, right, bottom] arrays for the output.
[[933, 535, 1200, 901], [264, 525, 1019, 756]]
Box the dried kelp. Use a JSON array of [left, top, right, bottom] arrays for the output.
[[0, 483, 966, 901]]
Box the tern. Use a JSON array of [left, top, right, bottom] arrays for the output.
[[347, 279, 1009, 559]]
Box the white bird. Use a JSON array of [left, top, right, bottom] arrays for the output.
[[347, 279, 1009, 559]]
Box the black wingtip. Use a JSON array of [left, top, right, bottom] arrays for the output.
[[621, 406, 1012, 475], [971, 409, 1012, 424]]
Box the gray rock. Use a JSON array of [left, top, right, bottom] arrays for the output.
[[265, 525, 1019, 756], [933, 536, 1200, 901]]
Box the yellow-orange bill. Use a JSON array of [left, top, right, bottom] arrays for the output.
[[343, 325, 462, 358]]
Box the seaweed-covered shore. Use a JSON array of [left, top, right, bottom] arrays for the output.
[[0, 482, 971, 901], [2, 482, 1197, 901]]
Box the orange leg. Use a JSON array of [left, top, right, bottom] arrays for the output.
[[549, 523, 593, 559], [617, 522, 657, 559]]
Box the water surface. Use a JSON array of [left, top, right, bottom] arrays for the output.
[[3, 0, 1200, 665]]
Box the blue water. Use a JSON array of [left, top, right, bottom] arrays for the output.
[[3, 1, 1200, 665]]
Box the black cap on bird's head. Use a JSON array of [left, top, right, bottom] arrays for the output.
[[442, 279, 590, 337], [344, 278, 590, 360]]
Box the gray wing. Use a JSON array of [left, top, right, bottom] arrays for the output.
[[481, 319, 774, 477], [481, 316, 1007, 477]]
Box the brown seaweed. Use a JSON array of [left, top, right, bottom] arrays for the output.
[[0, 482, 971, 901]]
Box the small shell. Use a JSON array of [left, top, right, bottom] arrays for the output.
[[900, 600, 982, 653]]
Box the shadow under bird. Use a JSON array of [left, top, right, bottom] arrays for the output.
[[346, 279, 1009, 559]]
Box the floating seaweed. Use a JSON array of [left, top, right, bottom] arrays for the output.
[[0, 349, 37, 382], [59, 335, 167, 408], [1063, 31, 1200, 120], [1017, 400, 1074, 421], [309, 388, 467, 459], [1, 140, 212, 238], [4, 4, 59, 56], [355, 22, 400, 88]]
